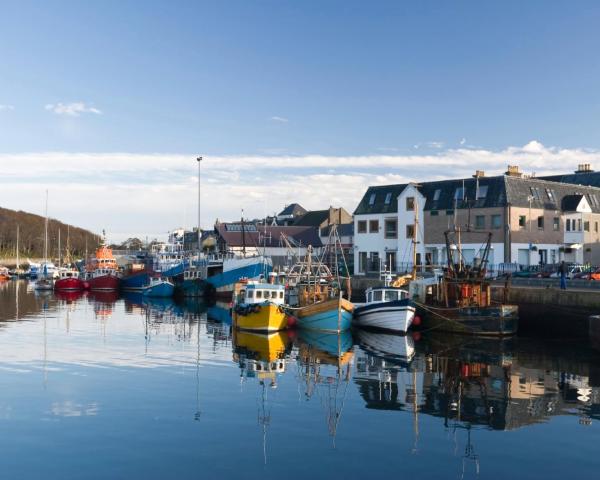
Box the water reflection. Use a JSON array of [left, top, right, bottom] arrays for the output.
[[1, 281, 600, 478]]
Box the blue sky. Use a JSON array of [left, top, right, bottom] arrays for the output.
[[1, 1, 600, 240]]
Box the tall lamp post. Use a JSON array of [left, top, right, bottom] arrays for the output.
[[197, 156, 202, 253]]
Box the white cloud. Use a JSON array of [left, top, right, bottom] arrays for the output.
[[414, 141, 444, 149], [45, 102, 102, 117], [1, 141, 600, 241], [460, 138, 466, 145], [269, 116, 288, 123], [0, 104, 15, 111]]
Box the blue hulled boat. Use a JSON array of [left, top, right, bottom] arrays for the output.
[[142, 278, 175, 298]]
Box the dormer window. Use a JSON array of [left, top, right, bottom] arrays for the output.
[[433, 189, 441, 201], [476, 185, 488, 199], [384, 192, 392, 205], [454, 187, 464, 200], [368, 193, 376, 205]]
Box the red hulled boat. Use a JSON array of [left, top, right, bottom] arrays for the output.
[[85, 243, 121, 292], [54, 268, 84, 292]]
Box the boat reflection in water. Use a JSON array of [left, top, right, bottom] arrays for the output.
[[296, 330, 354, 445], [233, 330, 292, 464]]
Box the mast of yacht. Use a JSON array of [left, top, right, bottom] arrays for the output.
[[196, 156, 202, 259], [58, 228, 61, 268], [412, 197, 419, 280], [16, 224, 20, 273], [43, 190, 49, 278]]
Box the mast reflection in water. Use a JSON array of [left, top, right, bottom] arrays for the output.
[[0, 280, 599, 479]]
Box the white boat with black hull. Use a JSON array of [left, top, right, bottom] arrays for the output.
[[353, 287, 415, 333]]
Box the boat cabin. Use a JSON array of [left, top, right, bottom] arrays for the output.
[[366, 287, 409, 304], [59, 269, 79, 279], [238, 283, 286, 306]]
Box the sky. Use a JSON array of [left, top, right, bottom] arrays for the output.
[[2, 1, 600, 241]]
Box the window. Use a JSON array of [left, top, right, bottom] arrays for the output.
[[475, 215, 485, 229], [578, 219, 582, 231], [247, 290, 254, 299], [454, 187, 464, 200], [384, 219, 397, 239], [406, 224, 415, 238], [373, 290, 383, 301], [430, 210, 439, 216], [370, 252, 380, 271], [386, 252, 396, 272], [385, 290, 399, 301], [369, 193, 376, 205], [584, 221, 590, 232], [596, 222, 598, 233], [279, 291, 284, 299], [546, 189, 556, 202], [491, 214, 502, 229], [446, 209, 454, 216], [476, 185, 488, 199], [384, 192, 392, 205], [529, 187, 541, 201], [406, 197, 415, 211], [357, 220, 367, 233], [566, 219, 571, 231], [433, 189, 441, 201], [553, 217, 559, 231], [369, 220, 379, 233], [537, 216, 544, 230], [256, 290, 262, 299], [359, 252, 367, 273], [519, 215, 526, 228], [263, 291, 270, 299]]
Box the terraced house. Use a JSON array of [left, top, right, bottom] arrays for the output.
[[353, 165, 600, 275]]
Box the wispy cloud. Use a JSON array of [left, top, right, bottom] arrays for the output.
[[0, 104, 15, 111], [45, 102, 102, 117], [1, 141, 599, 241], [269, 116, 288, 123], [460, 138, 466, 145], [413, 141, 444, 149]]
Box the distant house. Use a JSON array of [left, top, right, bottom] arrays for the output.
[[294, 206, 353, 234], [212, 221, 322, 267], [276, 203, 307, 226]]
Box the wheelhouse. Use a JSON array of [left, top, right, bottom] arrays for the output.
[[239, 283, 285, 306], [366, 287, 409, 304]]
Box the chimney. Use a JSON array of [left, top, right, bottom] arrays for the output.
[[473, 170, 485, 178], [505, 165, 522, 177], [575, 163, 594, 173]]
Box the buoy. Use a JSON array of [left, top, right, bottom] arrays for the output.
[[286, 316, 297, 328], [412, 315, 422, 326], [412, 331, 421, 341]]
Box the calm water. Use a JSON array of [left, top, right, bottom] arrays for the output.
[[1, 281, 600, 479]]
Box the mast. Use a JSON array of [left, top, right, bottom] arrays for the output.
[[16, 224, 19, 272], [241, 210, 246, 258], [196, 156, 202, 255], [58, 228, 61, 267], [43, 190, 49, 266], [412, 197, 419, 280]]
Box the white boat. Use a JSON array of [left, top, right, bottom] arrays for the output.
[[353, 286, 415, 333], [356, 329, 416, 363]]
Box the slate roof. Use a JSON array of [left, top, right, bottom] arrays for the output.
[[278, 203, 307, 217], [320, 223, 354, 237], [541, 171, 600, 188], [293, 210, 330, 227], [214, 223, 322, 248], [354, 174, 600, 215]]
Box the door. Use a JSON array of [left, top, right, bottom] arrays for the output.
[[518, 249, 530, 267], [538, 249, 547, 266]]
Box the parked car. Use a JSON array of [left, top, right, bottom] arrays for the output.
[[549, 264, 587, 280], [573, 268, 600, 281]]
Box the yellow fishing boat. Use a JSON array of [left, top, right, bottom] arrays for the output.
[[232, 282, 288, 332]]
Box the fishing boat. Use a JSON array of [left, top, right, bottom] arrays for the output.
[[354, 286, 415, 333], [176, 261, 209, 297], [150, 231, 187, 276], [232, 280, 288, 333], [286, 238, 354, 333], [142, 277, 175, 298], [121, 262, 151, 292], [206, 254, 272, 299], [54, 268, 84, 292], [85, 241, 121, 291], [409, 230, 518, 336]]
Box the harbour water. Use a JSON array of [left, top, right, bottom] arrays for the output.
[[1, 280, 600, 479]]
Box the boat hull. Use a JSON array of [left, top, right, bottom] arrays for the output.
[[54, 277, 84, 292], [295, 297, 354, 333], [175, 278, 212, 298], [233, 303, 288, 332], [142, 281, 175, 298], [88, 274, 120, 292], [353, 299, 415, 333], [121, 271, 150, 291], [206, 257, 271, 299], [355, 329, 415, 363], [416, 304, 519, 336]]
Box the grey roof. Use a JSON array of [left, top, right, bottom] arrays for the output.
[[320, 223, 354, 237], [293, 210, 329, 227], [278, 203, 307, 217], [355, 174, 600, 215], [541, 171, 600, 188]]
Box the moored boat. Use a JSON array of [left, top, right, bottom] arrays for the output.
[[142, 277, 175, 298], [206, 255, 272, 299], [120, 263, 150, 292], [232, 281, 288, 333], [85, 242, 121, 292], [353, 286, 415, 333], [0, 266, 10, 282], [54, 268, 84, 292], [295, 294, 354, 333]]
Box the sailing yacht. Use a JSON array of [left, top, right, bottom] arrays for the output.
[[35, 191, 54, 291]]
